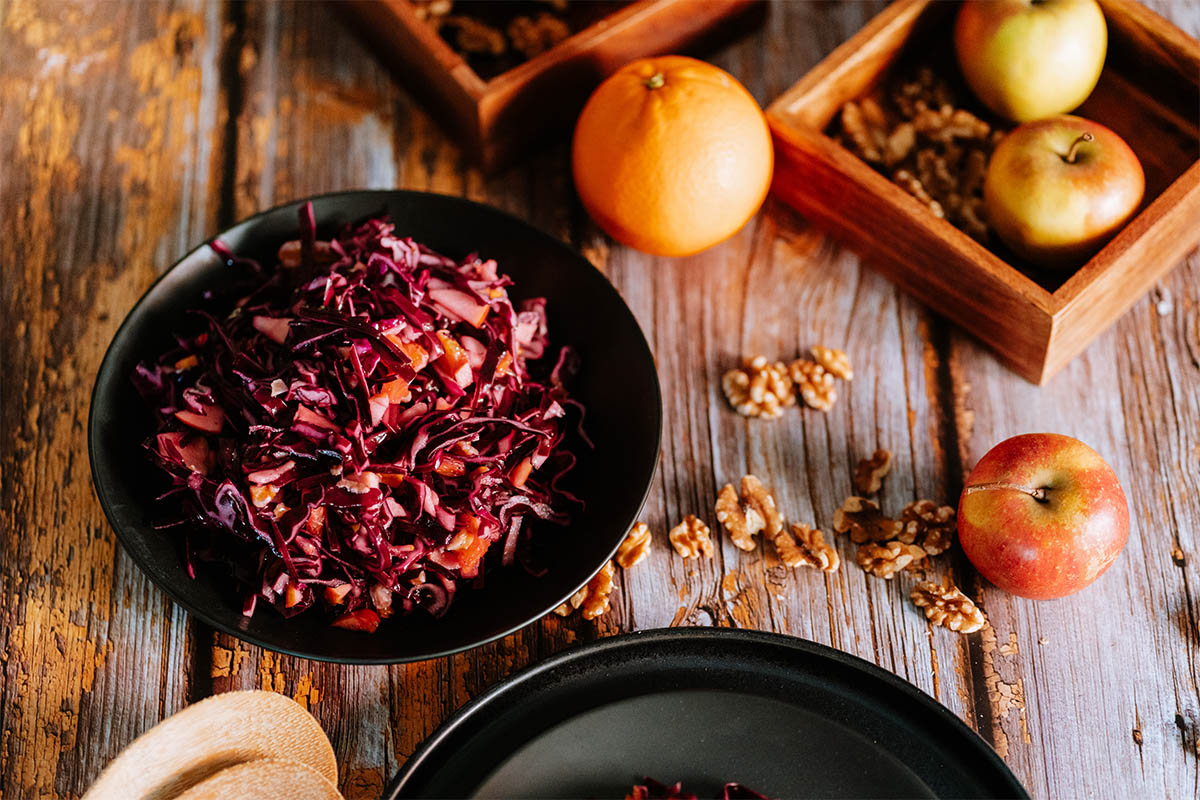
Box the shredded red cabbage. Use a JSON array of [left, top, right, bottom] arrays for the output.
[[134, 203, 583, 630], [626, 779, 769, 800]]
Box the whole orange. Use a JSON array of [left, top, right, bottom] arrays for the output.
[[571, 56, 773, 257]]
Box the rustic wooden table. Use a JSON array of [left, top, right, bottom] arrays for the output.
[[2, 1, 1197, 798]]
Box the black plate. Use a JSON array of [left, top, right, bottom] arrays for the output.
[[386, 628, 1028, 799], [88, 190, 662, 664]]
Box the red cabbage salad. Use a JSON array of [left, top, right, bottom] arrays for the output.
[[626, 779, 768, 800], [133, 202, 585, 632]]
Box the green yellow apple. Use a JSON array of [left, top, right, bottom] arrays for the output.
[[958, 433, 1129, 600], [984, 115, 1144, 267], [954, 0, 1108, 121]]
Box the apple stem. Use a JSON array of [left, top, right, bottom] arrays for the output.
[[1064, 132, 1094, 164], [963, 482, 1050, 503]]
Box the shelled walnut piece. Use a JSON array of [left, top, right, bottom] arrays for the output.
[[557, 519, 648, 621], [891, 66, 955, 118], [414, 0, 573, 66], [553, 585, 587, 616], [856, 541, 926, 578], [837, 66, 1002, 243], [507, 12, 570, 59], [722, 356, 795, 419], [715, 475, 785, 552], [715, 483, 764, 551], [442, 15, 506, 55], [411, 0, 452, 22], [723, 346, 851, 416], [810, 346, 853, 380], [616, 521, 652, 569], [911, 580, 987, 633], [893, 169, 944, 218], [581, 561, 616, 619], [776, 523, 840, 572], [554, 560, 617, 619], [898, 499, 956, 555], [833, 496, 903, 544], [789, 359, 837, 412], [853, 449, 893, 495], [669, 515, 714, 559], [739, 475, 784, 538]]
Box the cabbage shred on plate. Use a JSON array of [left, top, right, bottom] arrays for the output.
[[133, 203, 584, 632]]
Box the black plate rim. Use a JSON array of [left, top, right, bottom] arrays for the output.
[[87, 188, 663, 665], [384, 627, 1028, 798]]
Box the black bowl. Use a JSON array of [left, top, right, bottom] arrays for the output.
[[88, 190, 662, 663]]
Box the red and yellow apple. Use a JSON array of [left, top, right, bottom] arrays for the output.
[[958, 433, 1129, 600], [984, 115, 1144, 268], [954, 0, 1108, 122]]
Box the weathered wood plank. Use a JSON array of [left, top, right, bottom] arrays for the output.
[[939, 3, 1200, 797], [594, 0, 984, 733], [946, 252, 1200, 799], [4, 0, 1199, 798], [0, 1, 224, 797]]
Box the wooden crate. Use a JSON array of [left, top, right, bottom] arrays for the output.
[[338, 0, 761, 171], [766, 0, 1200, 384]]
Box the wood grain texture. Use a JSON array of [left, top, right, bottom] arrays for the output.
[[1, 1, 1197, 798], [0, 1, 223, 796]]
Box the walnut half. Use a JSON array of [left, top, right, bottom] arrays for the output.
[[616, 522, 652, 569], [715, 483, 764, 551], [810, 346, 853, 381], [553, 560, 618, 620], [722, 356, 795, 419], [789, 359, 837, 411], [856, 541, 926, 578], [553, 584, 589, 616], [833, 496, 903, 543], [775, 523, 840, 572], [669, 515, 714, 559], [911, 580, 986, 633], [715, 475, 784, 552], [506, 12, 569, 59], [581, 561, 616, 620], [442, 15, 506, 55], [897, 499, 956, 555], [740, 475, 784, 538], [853, 449, 893, 495]]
